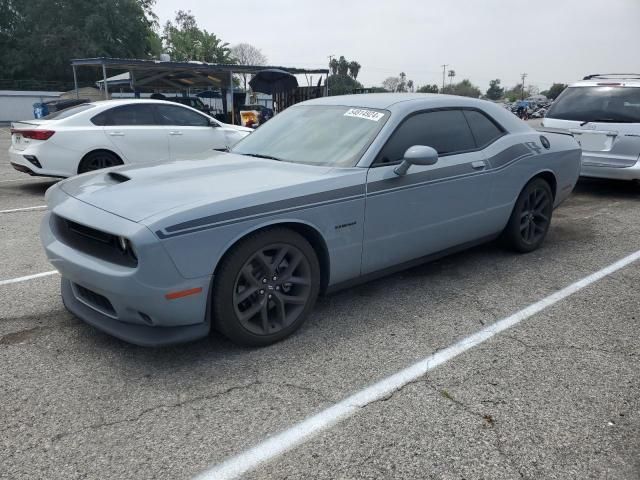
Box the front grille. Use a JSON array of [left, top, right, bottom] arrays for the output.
[[51, 214, 138, 267], [74, 283, 116, 317]]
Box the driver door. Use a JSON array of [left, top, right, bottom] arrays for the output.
[[362, 109, 494, 274]]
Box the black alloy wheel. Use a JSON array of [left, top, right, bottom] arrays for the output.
[[502, 177, 553, 253], [519, 185, 551, 245], [78, 151, 122, 173], [213, 228, 320, 346], [233, 243, 312, 336]]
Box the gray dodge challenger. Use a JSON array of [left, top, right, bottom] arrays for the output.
[[41, 94, 581, 347]]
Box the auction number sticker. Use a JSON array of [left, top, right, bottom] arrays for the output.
[[344, 108, 385, 121]]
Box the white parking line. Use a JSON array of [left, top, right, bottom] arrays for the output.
[[195, 248, 640, 480], [0, 270, 58, 286], [0, 177, 52, 184], [0, 205, 46, 213]]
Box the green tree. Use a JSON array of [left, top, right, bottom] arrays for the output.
[[544, 83, 567, 100], [329, 58, 338, 75], [162, 10, 231, 63], [326, 55, 364, 95], [348, 61, 361, 80], [328, 74, 363, 96], [442, 79, 481, 98], [485, 79, 504, 100], [417, 84, 439, 93], [504, 83, 540, 102], [0, 0, 160, 83], [337, 56, 349, 76]]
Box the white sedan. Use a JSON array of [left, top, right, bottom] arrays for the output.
[[9, 99, 252, 177]]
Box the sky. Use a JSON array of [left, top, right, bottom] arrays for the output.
[[153, 0, 640, 92]]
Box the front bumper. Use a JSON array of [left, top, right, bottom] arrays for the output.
[[41, 193, 212, 346], [580, 154, 640, 181], [61, 279, 210, 346]]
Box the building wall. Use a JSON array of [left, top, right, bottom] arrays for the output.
[[0, 90, 62, 122]]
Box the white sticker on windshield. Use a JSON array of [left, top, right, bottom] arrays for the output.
[[343, 108, 385, 122]]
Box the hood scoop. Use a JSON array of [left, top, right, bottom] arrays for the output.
[[106, 172, 131, 184]]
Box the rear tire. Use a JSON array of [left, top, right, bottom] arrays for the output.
[[501, 178, 553, 253], [212, 228, 320, 347], [78, 150, 123, 174]]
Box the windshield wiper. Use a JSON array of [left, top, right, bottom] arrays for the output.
[[239, 153, 283, 161]]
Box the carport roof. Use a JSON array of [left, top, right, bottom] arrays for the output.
[[71, 57, 329, 91], [71, 57, 328, 75]]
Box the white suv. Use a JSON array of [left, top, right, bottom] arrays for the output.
[[542, 74, 640, 182]]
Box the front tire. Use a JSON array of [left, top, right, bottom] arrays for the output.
[[212, 228, 320, 347], [501, 178, 553, 253]]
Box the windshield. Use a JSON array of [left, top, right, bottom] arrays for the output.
[[231, 105, 388, 167], [546, 86, 640, 123]]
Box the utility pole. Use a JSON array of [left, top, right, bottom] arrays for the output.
[[441, 64, 448, 93], [520, 73, 528, 100]]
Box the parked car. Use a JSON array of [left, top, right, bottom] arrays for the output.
[[41, 94, 581, 347], [542, 74, 640, 182], [166, 96, 213, 115], [9, 99, 252, 178]]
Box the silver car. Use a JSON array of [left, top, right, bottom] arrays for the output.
[[543, 74, 640, 182], [41, 94, 581, 347]]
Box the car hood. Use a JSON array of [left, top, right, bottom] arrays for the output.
[[58, 152, 349, 223]]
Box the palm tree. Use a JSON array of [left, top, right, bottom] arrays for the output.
[[448, 69, 456, 86], [348, 61, 361, 80], [407, 80, 414, 92], [337, 56, 349, 76], [329, 58, 338, 75]]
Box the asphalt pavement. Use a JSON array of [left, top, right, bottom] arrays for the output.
[[1, 132, 639, 480]]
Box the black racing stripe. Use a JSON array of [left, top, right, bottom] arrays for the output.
[[367, 162, 476, 194], [158, 184, 365, 238], [489, 143, 531, 169], [368, 144, 533, 196]]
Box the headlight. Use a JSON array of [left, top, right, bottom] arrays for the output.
[[117, 236, 128, 252]]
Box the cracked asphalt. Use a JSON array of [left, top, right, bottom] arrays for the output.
[[1, 133, 639, 480]]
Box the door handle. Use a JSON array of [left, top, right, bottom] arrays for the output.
[[471, 160, 487, 170], [108, 132, 125, 136], [169, 131, 183, 136]]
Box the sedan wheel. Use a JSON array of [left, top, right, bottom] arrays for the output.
[[213, 228, 320, 346], [502, 178, 554, 253], [78, 151, 122, 174]]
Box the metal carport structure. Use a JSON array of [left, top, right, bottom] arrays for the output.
[[70, 57, 329, 123]]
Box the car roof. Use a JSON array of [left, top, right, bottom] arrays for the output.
[[570, 74, 640, 88], [88, 99, 183, 107], [302, 93, 494, 110], [299, 93, 530, 133]]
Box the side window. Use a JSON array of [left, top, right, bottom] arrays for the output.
[[156, 104, 209, 127], [90, 111, 109, 126], [101, 105, 157, 126], [376, 110, 476, 165], [463, 110, 504, 148]]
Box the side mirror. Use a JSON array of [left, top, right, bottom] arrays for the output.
[[394, 145, 438, 176]]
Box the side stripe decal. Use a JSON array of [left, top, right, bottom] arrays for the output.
[[157, 143, 535, 239]]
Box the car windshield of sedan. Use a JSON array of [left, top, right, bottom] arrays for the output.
[[231, 105, 388, 167]]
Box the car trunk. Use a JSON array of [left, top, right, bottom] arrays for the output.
[[10, 120, 56, 151]]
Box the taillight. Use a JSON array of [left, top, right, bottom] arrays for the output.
[[11, 129, 55, 141]]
